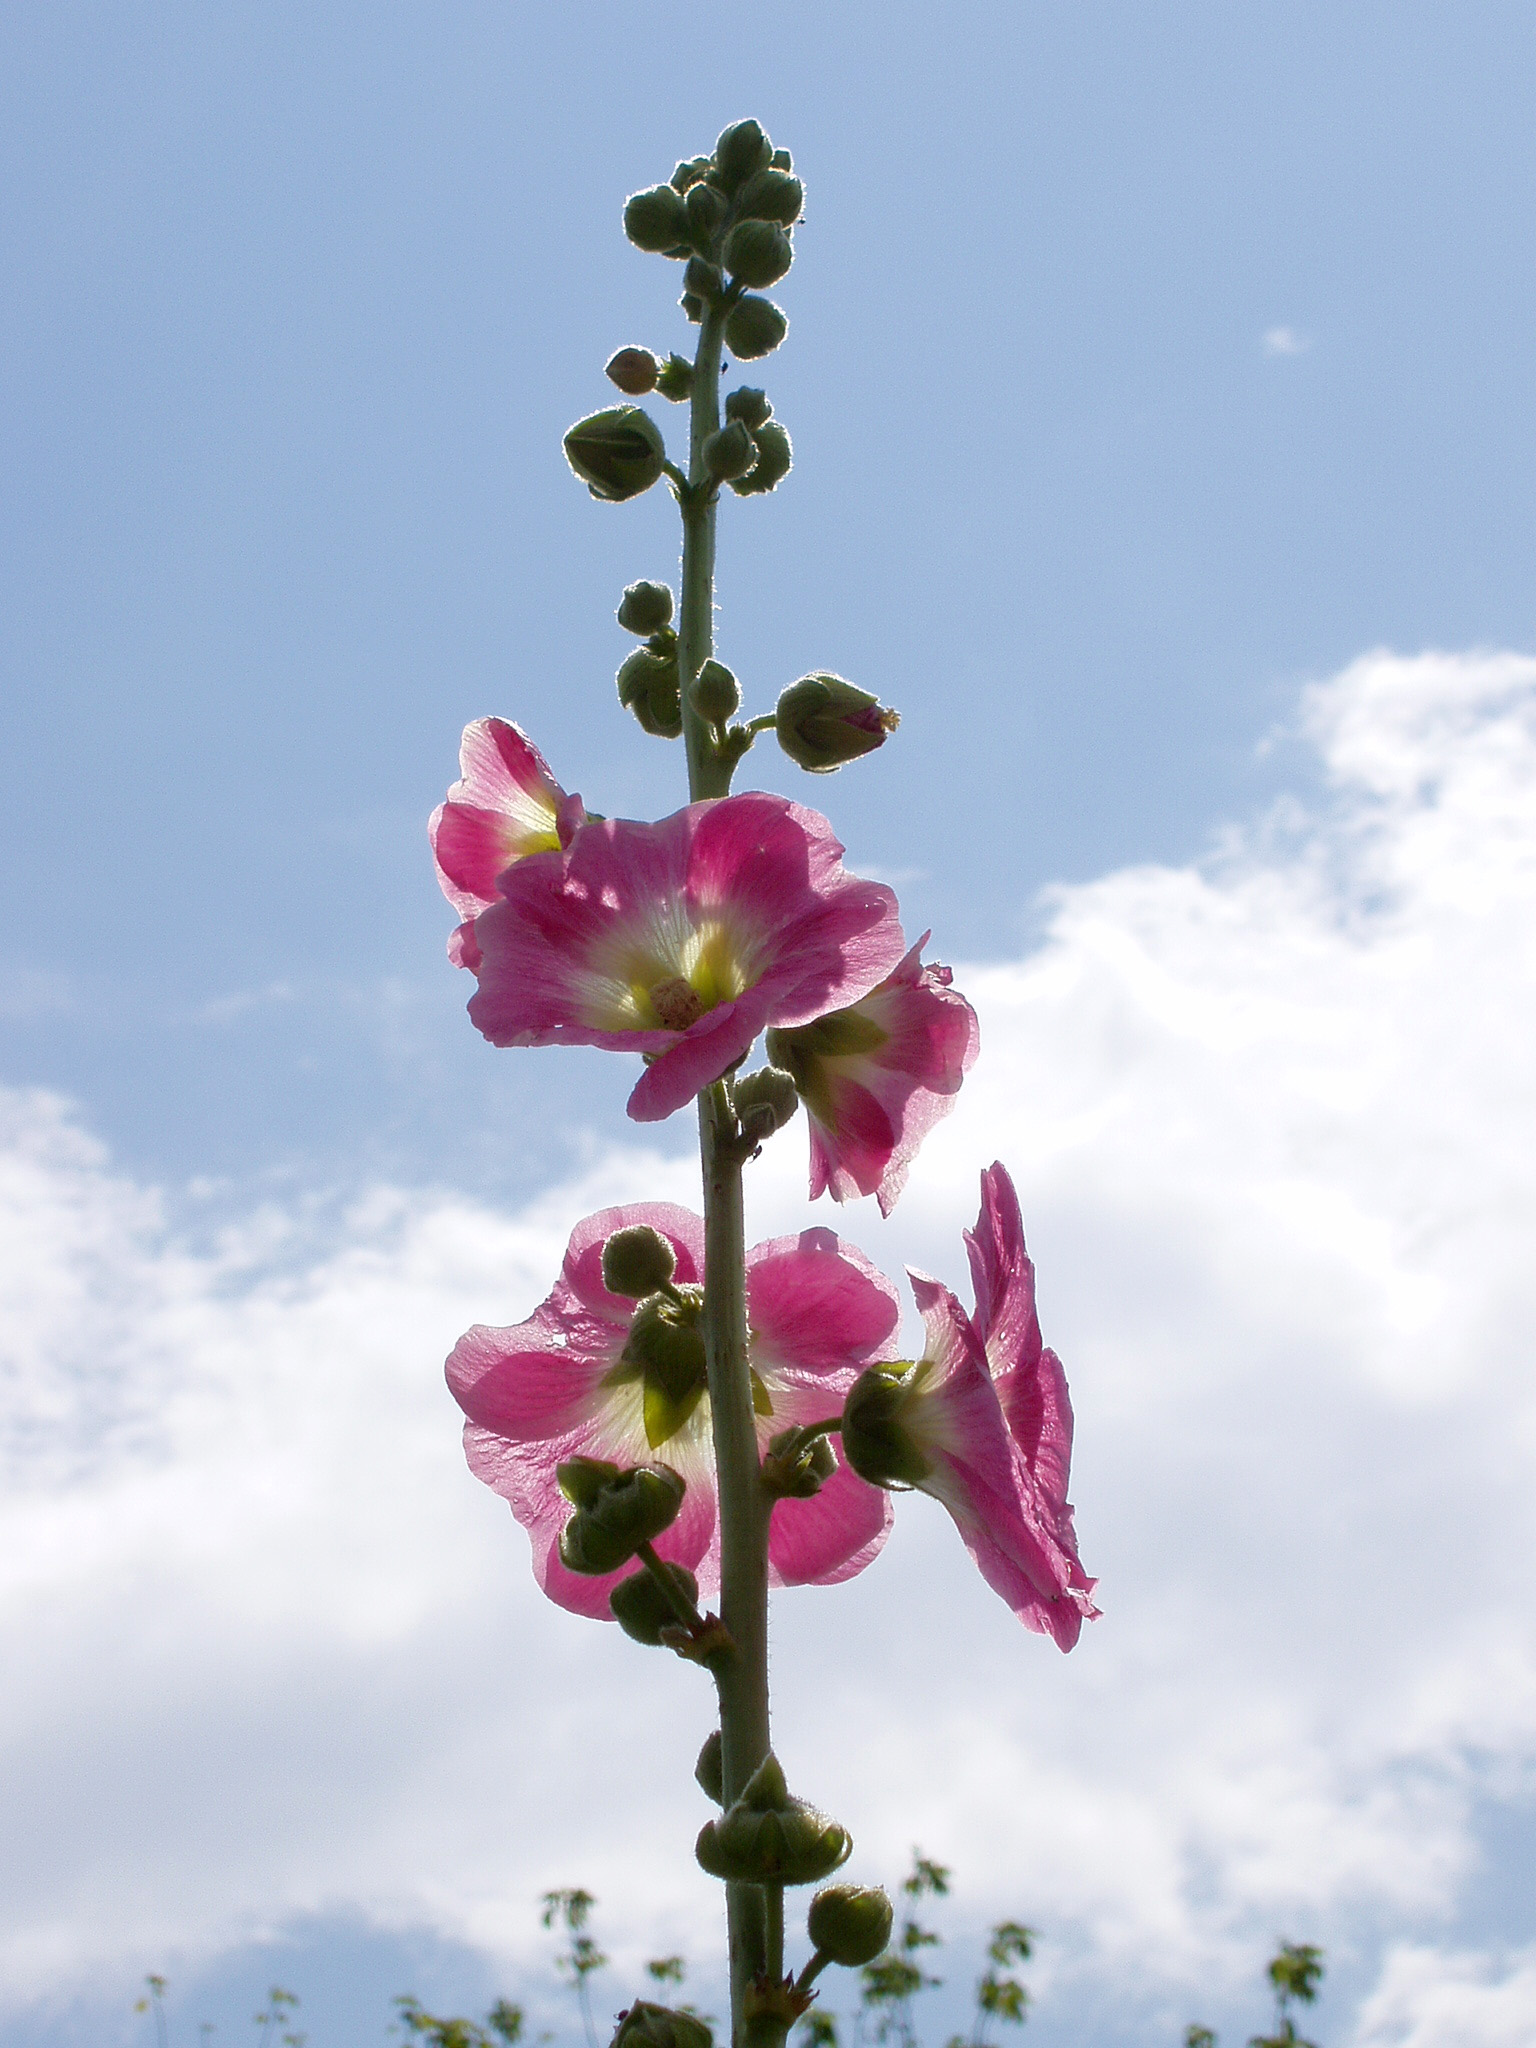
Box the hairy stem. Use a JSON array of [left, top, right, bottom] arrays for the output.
[[679, 307, 731, 801], [679, 304, 771, 2045]]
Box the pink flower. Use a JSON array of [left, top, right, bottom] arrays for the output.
[[447, 1203, 901, 1620], [429, 718, 587, 969], [841, 1169, 1095, 1649], [964, 1162, 1092, 1596], [766, 935, 979, 1215], [465, 794, 906, 1122]]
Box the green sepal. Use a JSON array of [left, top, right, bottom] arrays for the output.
[[713, 118, 773, 191], [724, 387, 772, 431], [729, 419, 792, 496], [654, 353, 695, 402], [610, 1562, 700, 1646], [734, 168, 804, 226], [564, 407, 666, 503], [840, 1365, 934, 1489]]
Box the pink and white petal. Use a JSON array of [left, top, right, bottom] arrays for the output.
[[448, 918, 482, 972], [457, 717, 564, 813], [768, 1453, 894, 1586], [431, 801, 543, 917], [928, 1453, 1086, 1650], [446, 1314, 617, 1441], [626, 996, 770, 1122], [806, 1076, 897, 1206], [747, 1231, 901, 1381], [559, 1203, 706, 1324], [1001, 1342, 1075, 1514]]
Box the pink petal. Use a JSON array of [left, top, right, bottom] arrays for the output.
[[625, 996, 770, 1123], [747, 1229, 901, 1381], [430, 718, 570, 919], [557, 1202, 706, 1323], [768, 1452, 894, 1585], [964, 1162, 1042, 1378]]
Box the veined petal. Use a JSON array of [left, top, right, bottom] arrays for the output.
[[747, 1228, 902, 1383], [767, 1453, 894, 1586]]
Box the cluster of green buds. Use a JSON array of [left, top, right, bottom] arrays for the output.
[[623, 119, 800, 356], [556, 1456, 687, 1575], [695, 1753, 851, 1887], [716, 387, 791, 498], [614, 580, 682, 737]]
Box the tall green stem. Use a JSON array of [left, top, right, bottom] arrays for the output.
[[679, 304, 774, 2046]]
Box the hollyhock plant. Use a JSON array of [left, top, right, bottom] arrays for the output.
[[430, 717, 587, 969], [447, 1203, 899, 1619], [465, 793, 905, 1121], [432, 123, 1097, 2048], [840, 1208, 1095, 1649], [766, 935, 979, 1215]]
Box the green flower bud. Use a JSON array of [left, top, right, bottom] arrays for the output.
[[695, 1751, 852, 1887], [605, 347, 660, 396], [775, 674, 898, 771], [617, 648, 683, 739], [564, 407, 666, 503], [761, 1423, 834, 1501], [703, 419, 757, 483], [733, 1066, 800, 1146], [840, 1365, 934, 1489], [671, 157, 713, 195], [724, 387, 772, 431], [769, 148, 793, 172], [685, 181, 727, 251], [724, 220, 793, 290], [679, 292, 705, 325], [690, 659, 741, 724], [654, 353, 694, 403], [624, 184, 690, 255], [612, 2002, 713, 2048], [695, 1729, 724, 1805], [729, 420, 793, 498], [601, 1223, 678, 1297], [609, 1561, 700, 1645], [623, 1289, 708, 1424], [807, 1886, 894, 1968], [724, 296, 788, 361], [713, 119, 773, 192], [556, 1456, 624, 1510], [684, 256, 724, 302], [734, 168, 804, 226], [559, 1462, 687, 1576], [616, 580, 675, 636]]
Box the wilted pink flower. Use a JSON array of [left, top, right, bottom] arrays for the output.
[[766, 935, 979, 1215], [447, 1203, 900, 1619], [841, 1172, 1095, 1648], [429, 718, 587, 969], [465, 794, 905, 1122]]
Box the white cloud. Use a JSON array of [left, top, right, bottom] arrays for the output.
[[3, 650, 1536, 2044], [1354, 1944, 1536, 2047], [1263, 325, 1311, 356]]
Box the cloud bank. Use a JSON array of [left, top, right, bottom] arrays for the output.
[[4, 651, 1535, 2046]]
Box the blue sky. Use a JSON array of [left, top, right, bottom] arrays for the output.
[[3, 8, 1536, 2048]]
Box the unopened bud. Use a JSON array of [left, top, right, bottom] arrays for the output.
[[775, 674, 898, 771], [624, 184, 690, 255], [564, 407, 666, 503], [685, 182, 727, 251], [761, 1423, 834, 1501], [601, 1223, 678, 1298], [610, 1561, 699, 1645], [605, 347, 660, 396], [724, 387, 772, 431], [556, 1456, 624, 1510], [724, 295, 788, 360], [695, 1730, 725, 1804], [616, 580, 674, 636], [840, 1366, 933, 1489], [559, 1462, 687, 1576], [807, 1886, 894, 1968], [612, 2004, 713, 2048], [769, 148, 793, 171], [623, 1288, 707, 1404], [670, 157, 713, 195], [690, 660, 741, 724], [729, 420, 792, 497], [703, 419, 757, 482], [724, 220, 793, 290], [733, 1067, 799, 1145], [617, 649, 683, 739], [684, 256, 724, 302], [713, 119, 773, 192], [679, 292, 705, 325], [734, 168, 804, 226], [655, 353, 695, 403], [695, 1751, 852, 1887]]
